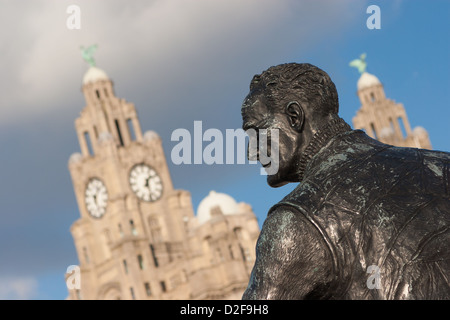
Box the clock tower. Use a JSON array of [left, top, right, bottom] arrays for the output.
[[67, 64, 197, 300], [66, 62, 259, 300]]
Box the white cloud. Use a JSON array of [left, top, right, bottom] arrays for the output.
[[0, 276, 38, 300], [0, 0, 360, 125]]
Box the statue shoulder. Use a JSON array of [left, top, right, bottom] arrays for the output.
[[244, 204, 336, 299], [262, 205, 304, 238], [267, 184, 313, 217], [259, 204, 324, 257]]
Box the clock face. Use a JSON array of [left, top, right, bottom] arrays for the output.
[[85, 178, 108, 218], [129, 164, 163, 202]]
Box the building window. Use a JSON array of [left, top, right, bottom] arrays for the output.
[[95, 90, 100, 99], [115, 119, 125, 147], [239, 244, 247, 262], [138, 254, 144, 270], [228, 245, 234, 260], [398, 117, 407, 138], [84, 131, 94, 155], [76, 289, 81, 300], [127, 119, 136, 141], [118, 224, 124, 238], [82, 247, 90, 264], [389, 118, 395, 131], [150, 244, 159, 268], [123, 259, 128, 274], [370, 92, 375, 102], [144, 283, 151, 297], [130, 219, 138, 236], [160, 281, 167, 293], [370, 123, 378, 140], [130, 287, 136, 300]]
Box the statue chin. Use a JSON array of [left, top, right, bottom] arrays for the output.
[[266, 174, 289, 188]]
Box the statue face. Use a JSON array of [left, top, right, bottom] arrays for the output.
[[242, 91, 301, 187]]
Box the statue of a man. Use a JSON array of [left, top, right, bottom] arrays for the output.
[[241, 63, 450, 300]]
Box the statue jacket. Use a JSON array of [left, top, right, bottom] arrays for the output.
[[243, 129, 450, 300]]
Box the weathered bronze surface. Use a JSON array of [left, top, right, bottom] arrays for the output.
[[241, 63, 450, 299]]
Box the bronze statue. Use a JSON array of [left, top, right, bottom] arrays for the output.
[[241, 63, 450, 300]]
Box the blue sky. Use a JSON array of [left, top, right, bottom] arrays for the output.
[[0, 0, 448, 299]]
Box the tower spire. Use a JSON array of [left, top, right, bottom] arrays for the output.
[[76, 46, 144, 156]]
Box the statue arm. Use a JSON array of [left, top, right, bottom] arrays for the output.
[[242, 206, 335, 300]]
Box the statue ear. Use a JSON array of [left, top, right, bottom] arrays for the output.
[[285, 101, 304, 132]]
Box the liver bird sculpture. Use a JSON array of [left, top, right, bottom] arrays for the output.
[[349, 53, 367, 74], [81, 44, 98, 67]]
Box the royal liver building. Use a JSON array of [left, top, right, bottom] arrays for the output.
[[351, 54, 432, 149], [66, 53, 259, 300]]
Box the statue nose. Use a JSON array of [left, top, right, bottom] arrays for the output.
[[242, 93, 263, 110], [243, 98, 255, 110]]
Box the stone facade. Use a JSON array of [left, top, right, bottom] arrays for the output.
[[352, 72, 431, 149], [66, 67, 259, 300]]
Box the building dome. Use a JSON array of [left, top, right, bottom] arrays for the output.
[[379, 126, 394, 138], [357, 72, 381, 90], [197, 191, 239, 225], [413, 126, 428, 136], [68, 152, 83, 165], [144, 130, 160, 142], [83, 66, 109, 85]]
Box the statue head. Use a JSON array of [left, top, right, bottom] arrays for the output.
[[241, 63, 340, 187]]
